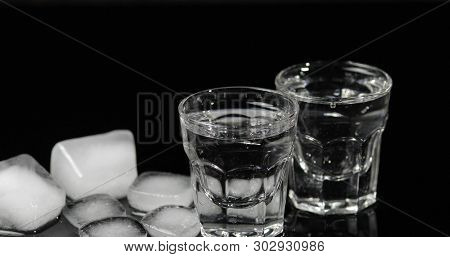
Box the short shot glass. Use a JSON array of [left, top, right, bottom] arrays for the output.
[[179, 87, 298, 237], [275, 61, 392, 215]]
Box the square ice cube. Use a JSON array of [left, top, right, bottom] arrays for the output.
[[0, 154, 66, 234], [51, 130, 137, 200]]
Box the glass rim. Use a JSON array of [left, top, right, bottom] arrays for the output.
[[178, 86, 299, 131], [275, 60, 393, 104]]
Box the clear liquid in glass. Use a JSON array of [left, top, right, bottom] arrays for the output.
[[182, 109, 296, 236], [287, 80, 390, 215]]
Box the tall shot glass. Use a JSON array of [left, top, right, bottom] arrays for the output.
[[275, 61, 392, 215], [179, 87, 298, 237]]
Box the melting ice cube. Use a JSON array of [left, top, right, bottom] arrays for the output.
[[63, 194, 126, 229], [79, 217, 147, 237], [51, 130, 137, 200], [0, 154, 66, 234], [141, 205, 200, 237], [127, 172, 193, 215]]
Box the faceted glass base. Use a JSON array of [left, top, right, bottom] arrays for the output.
[[289, 191, 376, 215], [200, 220, 284, 237]]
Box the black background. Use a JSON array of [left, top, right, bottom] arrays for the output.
[[0, 1, 449, 236]]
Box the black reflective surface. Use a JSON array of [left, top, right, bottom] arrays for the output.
[[284, 204, 378, 237], [0, 2, 448, 236], [33, 200, 380, 237]]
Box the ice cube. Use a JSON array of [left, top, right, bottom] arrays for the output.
[[227, 192, 284, 221], [51, 130, 137, 200], [127, 172, 193, 215], [227, 178, 262, 198], [195, 189, 222, 217], [0, 154, 66, 234], [79, 217, 147, 237], [63, 194, 126, 229], [205, 175, 223, 197], [141, 205, 200, 237], [227, 202, 265, 221]]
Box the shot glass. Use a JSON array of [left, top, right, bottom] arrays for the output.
[[179, 87, 298, 237], [275, 61, 392, 215]]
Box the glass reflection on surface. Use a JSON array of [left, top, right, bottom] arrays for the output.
[[284, 204, 377, 237]]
